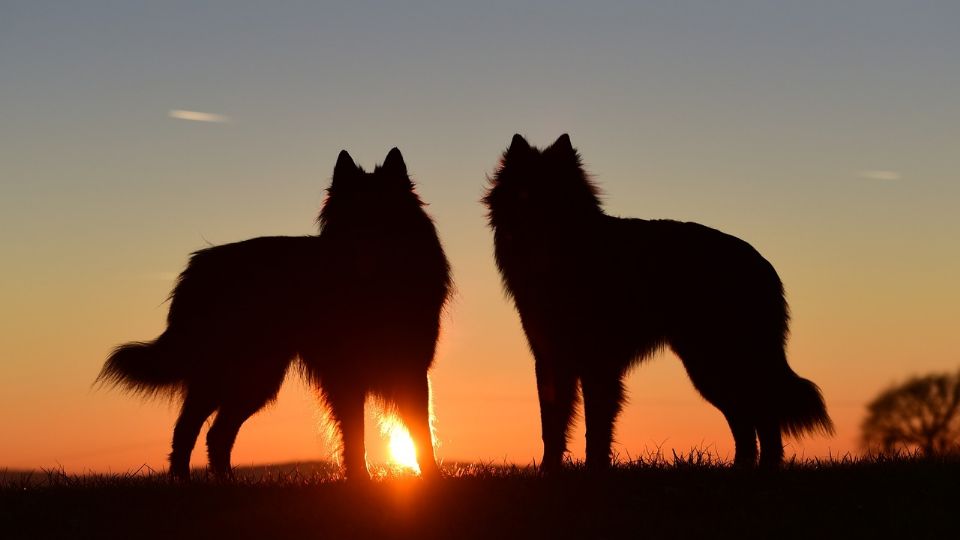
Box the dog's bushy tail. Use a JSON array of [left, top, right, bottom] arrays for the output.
[[97, 334, 183, 397], [777, 371, 834, 438]]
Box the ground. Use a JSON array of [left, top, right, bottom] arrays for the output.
[[2, 454, 957, 539]]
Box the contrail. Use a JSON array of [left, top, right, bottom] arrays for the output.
[[168, 109, 230, 123]]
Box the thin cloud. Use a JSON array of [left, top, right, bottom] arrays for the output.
[[168, 109, 230, 123], [858, 170, 901, 181]]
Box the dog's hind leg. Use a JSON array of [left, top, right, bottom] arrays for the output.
[[205, 353, 290, 478], [206, 397, 265, 479], [723, 411, 758, 468], [170, 389, 218, 480], [757, 418, 784, 469], [581, 367, 625, 470], [674, 342, 761, 468]]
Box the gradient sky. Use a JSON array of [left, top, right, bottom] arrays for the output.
[[2, 1, 958, 472]]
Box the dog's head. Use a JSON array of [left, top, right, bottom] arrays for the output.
[[484, 134, 601, 229], [319, 148, 424, 228]]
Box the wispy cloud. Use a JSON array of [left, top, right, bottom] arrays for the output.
[[168, 109, 230, 123], [858, 170, 901, 181]]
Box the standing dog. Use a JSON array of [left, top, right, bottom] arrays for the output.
[[99, 149, 450, 480], [484, 134, 831, 470]]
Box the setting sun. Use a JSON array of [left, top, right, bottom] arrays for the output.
[[379, 414, 420, 473]]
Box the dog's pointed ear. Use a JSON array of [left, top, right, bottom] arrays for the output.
[[382, 147, 407, 177], [333, 150, 358, 182], [550, 133, 574, 155], [507, 134, 531, 157]]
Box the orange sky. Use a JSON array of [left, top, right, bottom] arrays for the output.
[[1, 239, 950, 472]]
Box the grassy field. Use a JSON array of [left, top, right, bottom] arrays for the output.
[[2, 454, 957, 539]]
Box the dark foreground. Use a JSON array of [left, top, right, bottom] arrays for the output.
[[2, 455, 957, 540]]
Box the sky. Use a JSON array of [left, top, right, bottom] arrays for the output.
[[1, 1, 958, 472]]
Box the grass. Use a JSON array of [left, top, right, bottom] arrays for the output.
[[2, 452, 957, 539]]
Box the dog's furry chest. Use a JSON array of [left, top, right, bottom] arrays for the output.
[[498, 238, 611, 306]]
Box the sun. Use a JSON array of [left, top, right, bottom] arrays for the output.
[[374, 378, 438, 475], [379, 414, 421, 473]]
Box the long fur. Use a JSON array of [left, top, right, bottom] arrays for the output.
[[484, 134, 832, 469], [101, 338, 183, 398], [98, 148, 451, 480]]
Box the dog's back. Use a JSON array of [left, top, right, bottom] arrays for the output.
[[170, 236, 322, 340], [610, 218, 788, 342]]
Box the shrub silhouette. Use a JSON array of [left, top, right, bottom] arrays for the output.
[[484, 134, 832, 470], [98, 149, 451, 480], [861, 370, 960, 455]]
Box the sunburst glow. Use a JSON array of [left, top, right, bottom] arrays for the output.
[[379, 415, 420, 473]]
